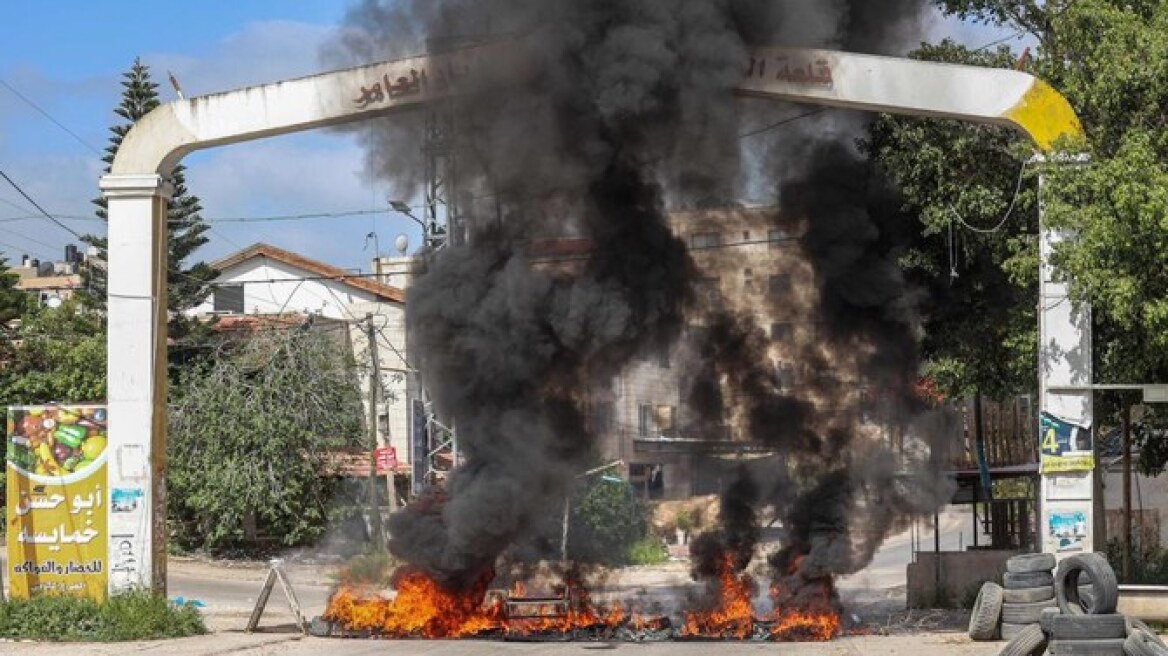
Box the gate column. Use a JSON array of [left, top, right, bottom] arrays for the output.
[[100, 173, 171, 595]]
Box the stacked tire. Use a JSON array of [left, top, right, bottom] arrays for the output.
[[1000, 553, 1058, 641]]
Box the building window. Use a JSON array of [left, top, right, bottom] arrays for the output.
[[768, 228, 791, 247], [768, 274, 792, 297], [743, 230, 751, 241], [743, 268, 754, 292], [213, 284, 245, 313], [690, 232, 722, 250], [638, 404, 654, 438], [770, 322, 794, 342]]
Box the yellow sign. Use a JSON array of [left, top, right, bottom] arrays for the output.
[[6, 405, 108, 600]]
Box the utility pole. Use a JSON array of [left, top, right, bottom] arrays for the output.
[[364, 314, 386, 550], [1122, 401, 1132, 581]]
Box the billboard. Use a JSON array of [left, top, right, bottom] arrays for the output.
[[1040, 411, 1094, 474], [6, 405, 108, 600]]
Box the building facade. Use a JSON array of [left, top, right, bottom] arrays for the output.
[[189, 243, 414, 483]]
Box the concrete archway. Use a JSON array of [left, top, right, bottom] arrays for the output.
[[102, 40, 1085, 594]]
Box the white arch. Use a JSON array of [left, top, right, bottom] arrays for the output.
[[102, 42, 1086, 594]]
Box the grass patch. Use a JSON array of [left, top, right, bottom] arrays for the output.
[[0, 590, 205, 641], [628, 537, 669, 566]]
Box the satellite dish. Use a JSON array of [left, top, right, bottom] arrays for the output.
[[46, 296, 63, 309], [394, 234, 409, 255]]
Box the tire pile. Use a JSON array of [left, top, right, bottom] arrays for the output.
[[968, 552, 1168, 655]]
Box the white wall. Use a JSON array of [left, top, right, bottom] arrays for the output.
[[188, 258, 377, 319], [187, 256, 413, 470]]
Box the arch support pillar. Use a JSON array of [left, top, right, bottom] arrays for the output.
[[100, 174, 172, 595]]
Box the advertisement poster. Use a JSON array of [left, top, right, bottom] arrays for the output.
[[1040, 412, 1094, 474], [6, 405, 108, 600], [1046, 504, 1091, 554]]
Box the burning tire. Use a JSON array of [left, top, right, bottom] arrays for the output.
[[999, 623, 1048, 655], [1008, 554, 1057, 574], [1005, 571, 1055, 589], [1126, 628, 1168, 656], [1055, 554, 1118, 615], [968, 581, 1003, 641], [1001, 599, 1058, 625], [1005, 585, 1057, 603], [1048, 614, 1127, 640], [1048, 638, 1126, 655]]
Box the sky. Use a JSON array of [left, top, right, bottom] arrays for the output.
[[0, 2, 1027, 274]]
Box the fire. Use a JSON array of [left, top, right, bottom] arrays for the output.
[[323, 556, 840, 642], [679, 554, 756, 639], [324, 569, 504, 638], [679, 553, 841, 642]]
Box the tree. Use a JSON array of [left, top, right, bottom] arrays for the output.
[[167, 323, 366, 554], [0, 298, 107, 406], [862, 41, 1040, 399], [0, 255, 27, 326], [566, 477, 649, 566], [82, 58, 215, 315]]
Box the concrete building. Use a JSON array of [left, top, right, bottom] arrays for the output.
[[524, 207, 898, 500], [190, 243, 414, 484], [12, 246, 87, 306]]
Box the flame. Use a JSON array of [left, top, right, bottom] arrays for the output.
[[324, 569, 504, 638], [679, 552, 841, 642], [323, 557, 839, 642], [679, 553, 756, 639]]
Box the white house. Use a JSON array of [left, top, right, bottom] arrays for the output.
[[190, 243, 414, 490]]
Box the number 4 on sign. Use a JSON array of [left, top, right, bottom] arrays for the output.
[[1041, 428, 1059, 455], [246, 559, 306, 634]]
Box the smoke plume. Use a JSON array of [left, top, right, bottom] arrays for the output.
[[329, 0, 949, 593]]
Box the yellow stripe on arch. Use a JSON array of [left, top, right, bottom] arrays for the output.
[[1002, 79, 1085, 152]]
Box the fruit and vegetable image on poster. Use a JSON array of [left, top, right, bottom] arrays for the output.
[[5, 405, 108, 600]]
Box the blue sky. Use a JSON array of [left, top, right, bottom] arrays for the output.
[[0, 2, 1024, 273]]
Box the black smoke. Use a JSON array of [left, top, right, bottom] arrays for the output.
[[329, 0, 948, 593]]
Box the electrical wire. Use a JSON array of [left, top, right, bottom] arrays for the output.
[[0, 77, 103, 156], [0, 169, 83, 239], [947, 159, 1030, 235]]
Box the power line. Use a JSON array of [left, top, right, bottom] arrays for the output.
[[947, 159, 1030, 235], [0, 77, 103, 156], [0, 170, 83, 239]]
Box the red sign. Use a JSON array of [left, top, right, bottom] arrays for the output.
[[374, 447, 397, 476]]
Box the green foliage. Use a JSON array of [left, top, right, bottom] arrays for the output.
[[0, 591, 205, 641], [1104, 537, 1168, 585], [627, 536, 668, 566], [0, 299, 106, 405], [863, 41, 1038, 399], [167, 325, 365, 554], [83, 57, 213, 315], [567, 478, 649, 567]]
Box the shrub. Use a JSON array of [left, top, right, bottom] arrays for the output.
[[628, 537, 669, 566], [567, 477, 648, 567], [0, 591, 205, 641]]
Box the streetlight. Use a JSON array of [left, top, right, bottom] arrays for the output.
[[389, 199, 426, 230]]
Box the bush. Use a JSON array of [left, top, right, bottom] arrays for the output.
[[628, 536, 668, 566], [0, 591, 205, 641], [566, 477, 648, 567], [1104, 536, 1168, 584]]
